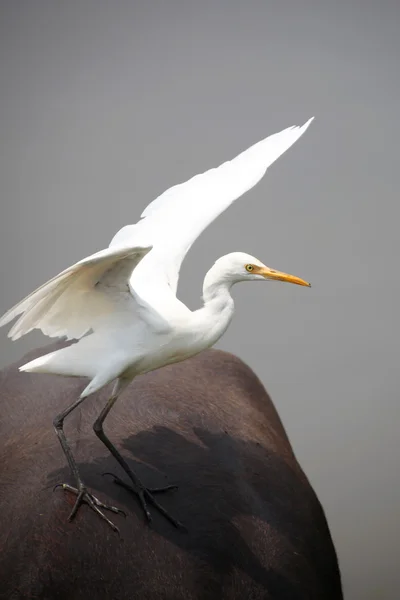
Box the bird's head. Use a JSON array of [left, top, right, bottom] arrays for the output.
[[214, 252, 311, 287]]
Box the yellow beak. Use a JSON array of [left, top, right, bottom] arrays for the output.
[[259, 266, 311, 287]]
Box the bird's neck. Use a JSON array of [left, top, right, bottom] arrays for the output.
[[202, 266, 234, 305], [193, 265, 235, 342]]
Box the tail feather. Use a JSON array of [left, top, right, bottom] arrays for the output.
[[19, 341, 92, 378], [19, 352, 59, 374], [19, 335, 128, 398], [19, 352, 108, 398]]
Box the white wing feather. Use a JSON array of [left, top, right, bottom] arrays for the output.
[[111, 117, 314, 295], [0, 117, 313, 343], [0, 245, 152, 340]]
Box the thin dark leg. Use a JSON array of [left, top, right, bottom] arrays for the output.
[[93, 379, 184, 529], [53, 390, 125, 533]]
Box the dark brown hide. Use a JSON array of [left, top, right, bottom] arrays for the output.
[[0, 342, 342, 599]]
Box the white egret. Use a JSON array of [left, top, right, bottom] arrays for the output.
[[0, 117, 314, 531]]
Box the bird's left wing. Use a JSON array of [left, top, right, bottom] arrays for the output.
[[111, 117, 314, 296], [0, 244, 152, 340], [0, 118, 314, 342]]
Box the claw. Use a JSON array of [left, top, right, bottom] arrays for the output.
[[55, 482, 126, 533], [104, 472, 186, 531]]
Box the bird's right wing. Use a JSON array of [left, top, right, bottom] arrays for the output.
[[111, 117, 314, 297], [0, 244, 152, 340]]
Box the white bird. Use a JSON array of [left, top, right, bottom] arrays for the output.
[[0, 117, 314, 532]]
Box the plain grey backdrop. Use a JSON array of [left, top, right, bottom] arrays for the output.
[[1, 1, 399, 598]]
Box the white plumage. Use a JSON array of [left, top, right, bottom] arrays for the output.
[[0, 118, 314, 399]]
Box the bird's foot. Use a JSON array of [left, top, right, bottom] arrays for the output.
[[54, 482, 126, 534], [103, 472, 186, 531]]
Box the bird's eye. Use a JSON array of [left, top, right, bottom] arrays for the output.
[[245, 264, 254, 272]]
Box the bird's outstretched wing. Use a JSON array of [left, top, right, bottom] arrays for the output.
[[0, 245, 152, 340], [0, 118, 313, 342], [111, 117, 314, 296]]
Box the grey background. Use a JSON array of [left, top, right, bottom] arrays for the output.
[[1, 1, 399, 597]]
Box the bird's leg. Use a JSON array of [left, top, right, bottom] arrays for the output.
[[53, 394, 125, 533], [94, 379, 184, 529]]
